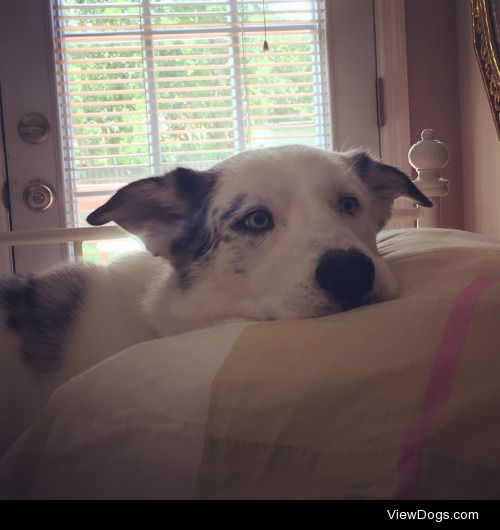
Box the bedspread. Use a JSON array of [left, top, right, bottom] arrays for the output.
[[1, 228, 500, 499]]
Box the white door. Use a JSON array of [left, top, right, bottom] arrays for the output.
[[0, 0, 379, 273], [0, 0, 67, 272]]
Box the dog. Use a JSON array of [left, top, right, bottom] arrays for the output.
[[0, 145, 432, 454]]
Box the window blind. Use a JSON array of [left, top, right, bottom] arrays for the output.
[[52, 0, 331, 229]]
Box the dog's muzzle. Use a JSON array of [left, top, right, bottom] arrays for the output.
[[315, 249, 375, 309]]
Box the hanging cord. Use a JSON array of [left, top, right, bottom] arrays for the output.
[[239, 0, 252, 146], [262, 0, 269, 51]]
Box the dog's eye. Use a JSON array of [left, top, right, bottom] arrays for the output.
[[233, 209, 274, 232], [339, 195, 360, 216]]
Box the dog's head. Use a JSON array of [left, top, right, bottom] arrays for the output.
[[87, 145, 431, 331]]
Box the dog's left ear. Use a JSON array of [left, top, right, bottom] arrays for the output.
[[346, 150, 432, 229], [86, 168, 217, 257]]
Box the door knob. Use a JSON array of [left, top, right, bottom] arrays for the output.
[[23, 180, 56, 211]]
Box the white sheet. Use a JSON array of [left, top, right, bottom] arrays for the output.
[[0, 322, 249, 499]]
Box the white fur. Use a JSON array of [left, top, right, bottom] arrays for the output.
[[145, 146, 399, 335], [1, 145, 429, 455]]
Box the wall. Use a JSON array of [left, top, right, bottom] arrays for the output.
[[405, 0, 464, 230], [405, 0, 500, 237], [457, 0, 500, 239]]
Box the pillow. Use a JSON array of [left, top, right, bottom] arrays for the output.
[[196, 228, 500, 499], [1, 228, 500, 499]]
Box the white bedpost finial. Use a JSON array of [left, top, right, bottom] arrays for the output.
[[408, 129, 450, 228]]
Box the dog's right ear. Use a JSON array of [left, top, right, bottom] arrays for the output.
[[86, 168, 217, 257]]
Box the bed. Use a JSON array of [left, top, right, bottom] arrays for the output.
[[1, 227, 500, 499], [1, 131, 500, 499]]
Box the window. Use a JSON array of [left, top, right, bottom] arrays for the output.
[[53, 0, 331, 260], [0, 0, 379, 273]]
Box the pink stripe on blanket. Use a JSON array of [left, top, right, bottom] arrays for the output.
[[396, 275, 500, 499]]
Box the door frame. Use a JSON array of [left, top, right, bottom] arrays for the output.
[[0, 107, 12, 274]]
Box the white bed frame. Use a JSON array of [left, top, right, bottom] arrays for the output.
[[0, 129, 450, 265]]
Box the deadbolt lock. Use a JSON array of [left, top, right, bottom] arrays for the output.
[[18, 113, 51, 144]]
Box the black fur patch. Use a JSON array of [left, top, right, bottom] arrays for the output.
[[350, 151, 372, 173], [170, 204, 221, 289], [220, 194, 247, 222], [163, 171, 222, 288], [0, 267, 87, 374], [173, 167, 217, 207]]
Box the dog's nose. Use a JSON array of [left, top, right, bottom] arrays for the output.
[[315, 249, 375, 308]]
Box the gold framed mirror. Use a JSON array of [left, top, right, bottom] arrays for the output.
[[472, 0, 500, 139]]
